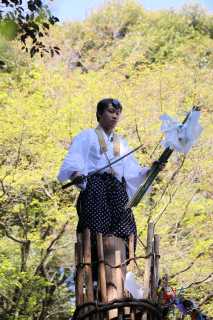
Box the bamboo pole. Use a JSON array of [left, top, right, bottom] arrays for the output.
[[115, 250, 123, 298], [104, 236, 117, 320], [153, 234, 160, 302], [103, 235, 126, 319], [143, 223, 154, 320], [116, 250, 124, 320], [75, 233, 84, 306], [128, 234, 135, 272], [83, 228, 94, 303], [128, 234, 135, 320], [143, 222, 154, 299], [97, 233, 107, 303]]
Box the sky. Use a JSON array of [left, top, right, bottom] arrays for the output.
[[48, 0, 213, 22]]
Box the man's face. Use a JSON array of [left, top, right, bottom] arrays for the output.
[[98, 105, 121, 131]]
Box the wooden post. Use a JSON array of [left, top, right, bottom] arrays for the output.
[[128, 234, 135, 320], [103, 235, 126, 319], [103, 235, 126, 302], [116, 250, 124, 320], [97, 233, 107, 303], [128, 233, 135, 272], [75, 233, 84, 306], [115, 250, 123, 298], [153, 234, 160, 302], [83, 228, 94, 303], [143, 222, 154, 299]]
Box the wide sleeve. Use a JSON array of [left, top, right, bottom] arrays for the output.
[[122, 140, 149, 199], [57, 130, 91, 183]]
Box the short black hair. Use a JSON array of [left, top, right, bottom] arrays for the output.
[[96, 98, 122, 121]]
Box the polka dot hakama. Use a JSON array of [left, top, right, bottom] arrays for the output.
[[76, 173, 137, 247]]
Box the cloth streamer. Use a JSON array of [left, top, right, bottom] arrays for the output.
[[160, 110, 202, 154], [124, 272, 144, 299]]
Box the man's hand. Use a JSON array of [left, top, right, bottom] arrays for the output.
[[71, 172, 85, 185]]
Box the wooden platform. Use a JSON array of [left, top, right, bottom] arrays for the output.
[[74, 223, 161, 320]]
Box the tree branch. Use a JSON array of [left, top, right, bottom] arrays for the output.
[[198, 291, 213, 307], [151, 155, 186, 216], [0, 173, 9, 198], [154, 184, 179, 226], [0, 179, 6, 195], [149, 136, 163, 159], [0, 292, 15, 307], [183, 272, 213, 290], [0, 222, 28, 244], [173, 189, 198, 234], [170, 252, 205, 279], [14, 125, 24, 168], [35, 220, 69, 275]]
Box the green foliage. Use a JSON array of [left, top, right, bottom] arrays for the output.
[[0, 19, 18, 40], [0, 0, 60, 60]]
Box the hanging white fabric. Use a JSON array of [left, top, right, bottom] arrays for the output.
[[160, 109, 203, 154], [124, 272, 144, 299]]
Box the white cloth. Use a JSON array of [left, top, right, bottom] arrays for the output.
[[57, 127, 149, 199], [160, 110, 202, 154], [124, 272, 144, 299]]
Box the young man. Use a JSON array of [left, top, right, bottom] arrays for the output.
[[57, 98, 149, 248]]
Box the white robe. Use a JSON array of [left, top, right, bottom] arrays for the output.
[[57, 127, 149, 199]]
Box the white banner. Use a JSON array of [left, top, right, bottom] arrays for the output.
[[160, 110, 203, 154]]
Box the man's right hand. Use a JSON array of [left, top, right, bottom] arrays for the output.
[[71, 172, 85, 185]]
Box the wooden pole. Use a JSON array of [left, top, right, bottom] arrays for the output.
[[128, 234, 135, 320], [115, 250, 124, 320], [153, 234, 160, 302], [103, 235, 126, 319], [103, 235, 126, 301], [83, 228, 94, 303], [150, 234, 160, 301], [97, 233, 107, 303], [143, 222, 154, 299], [75, 233, 84, 306], [115, 250, 123, 298], [128, 234, 135, 272]]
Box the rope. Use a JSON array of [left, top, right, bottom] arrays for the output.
[[75, 253, 153, 270]]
